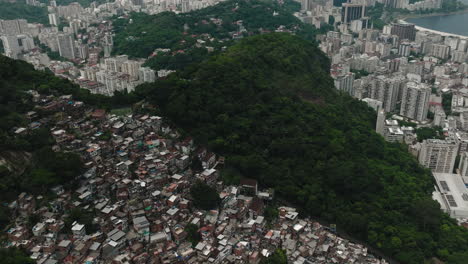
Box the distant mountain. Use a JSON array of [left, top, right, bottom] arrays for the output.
[[133, 33, 468, 264]]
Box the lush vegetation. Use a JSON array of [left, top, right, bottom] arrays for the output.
[[439, 0, 467, 13], [366, 3, 387, 30], [131, 33, 468, 264], [416, 126, 445, 142], [351, 69, 370, 79], [0, 56, 94, 229], [0, 2, 48, 24], [190, 180, 220, 210], [442, 92, 453, 115], [113, 0, 320, 71], [260, 249, 288, 264], [35, 39, 68, 62], [0, 248, 34, 264], [185, 223, 202, 246], [0, 54, 136, 223], [63, 207, 98, 234]]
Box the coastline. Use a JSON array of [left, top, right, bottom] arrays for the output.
[[399, 10, 468, 38], [399, 9, 468, 20]]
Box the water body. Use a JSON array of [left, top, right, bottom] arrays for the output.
[[406, 11, 468, 37]]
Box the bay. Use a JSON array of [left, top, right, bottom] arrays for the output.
[[406, 12, 468, 37], [406, 3, 468, 37]]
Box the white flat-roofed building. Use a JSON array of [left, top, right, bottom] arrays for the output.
[[384, 127, 404, 143], [433, 173, 468, 218]]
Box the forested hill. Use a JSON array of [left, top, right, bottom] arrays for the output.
[[0, 2, 48, 24], [133, 33, 468, 263], [112, 0, 327, 71]]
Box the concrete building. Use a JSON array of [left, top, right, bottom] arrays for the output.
[[430, 44, 451, 60], [398, 42, 411, 57], [121, 60, 142, 80], [0, 19, 28, 35], [432, 173, 468, 218], [139, 67, 156, 82], [0, 34, 35, 59], [391, 23, 416, 41], [333, 72, 355, 96], [376, 109, 385, 135], [361, 97, 383, 112], [419, 139, 459, 173], [458, 152, 468, 177], [56, 33, 76, 59], [48, 13, 58, 26], [341, 4, 366, 24], [400, 82, 431, 121], [105, 55, 128, 72], [367, 75, 403, 112], [384, 126, 404, 142], [460, 112, 468, 131]]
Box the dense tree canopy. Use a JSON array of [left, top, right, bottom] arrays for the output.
[[0, 2, 48, 24], [0, 248, 34, 264], [185, 223, 202, 246], [133, 33, 468, 264], [416, 126, 445, 142], [190, 180, 220, 210]]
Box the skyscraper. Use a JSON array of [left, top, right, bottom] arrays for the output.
[[419, 139, 459, 173], [391, 23, 416, 41], [139, 67, 156, 83], [376, 109, 385, 136], [399, 82, 431, 122], [56, 33, 76, 59], [48, 13, 58, 26], [430, 44, 451, 60], [341, 4, 366, 24], [332, 72, 355, 96], [458, 152, 468, 177], [0, 19, 28, 35], [367, 75, 403, 112]]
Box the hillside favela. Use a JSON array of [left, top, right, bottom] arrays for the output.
[[2, 0, 468, 263]]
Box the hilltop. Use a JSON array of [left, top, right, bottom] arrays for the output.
[[133, 33, 468, 263]]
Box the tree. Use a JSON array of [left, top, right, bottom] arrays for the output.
[[185, 223, 201, 246], [442, 93, 452, 115], [264, 205, 279, 223], [190, 180, 220, 210], [260, 249, 287, 264], [416, 127, 444, 142], [190, 156, 203, 172], [0, 248, 34, 264]]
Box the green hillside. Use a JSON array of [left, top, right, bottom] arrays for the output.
[[0, 2, 48, 24], [112, 0, 324, 70], [133, 33, 468, 264]]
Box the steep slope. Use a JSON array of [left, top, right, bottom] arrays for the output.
[[134, 33, 468, 263]]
